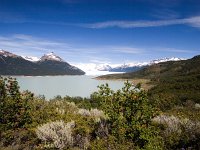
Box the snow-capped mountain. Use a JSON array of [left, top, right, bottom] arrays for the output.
[[150, 57, 182, 64], [22, 56, 39, 62], [0, 49, 183, 75], [0, 50, 19, 58], [39, 52, 64, 62], [99, 57, 183, 72], [108, 62, 148, 72], [0, 50, 85, 75], [74, 57, 183, 75]]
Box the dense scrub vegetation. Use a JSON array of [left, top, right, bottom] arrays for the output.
[[98, 55, 200, 80], [1, 77, 200, 149], [98, 55, 200, 110], [147, 56, 200, 111]]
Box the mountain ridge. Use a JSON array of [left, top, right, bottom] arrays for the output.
[[95, 57, 183, 73], [22, 56, 39, 62], [39, 52, 64, 62], [96, 55, 199, 80], [0, 50, 85, 76]]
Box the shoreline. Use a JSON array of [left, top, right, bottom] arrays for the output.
[[95, 77, 154, 90], [1, 74, 86, 77]]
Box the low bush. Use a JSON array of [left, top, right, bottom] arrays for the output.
[[36, 120, 75, 149], [153, 114, 200, 149]]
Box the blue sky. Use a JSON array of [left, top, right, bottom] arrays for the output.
[[0, 0, 200, 64]]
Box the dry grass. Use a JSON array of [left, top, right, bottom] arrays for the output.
[[130, 78, 154, 90]]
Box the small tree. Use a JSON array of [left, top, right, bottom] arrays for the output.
[[92, 81, 161, 148], [0, 77, 32, 130]]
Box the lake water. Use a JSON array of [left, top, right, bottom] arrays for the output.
[[14, 75, 125, 99]]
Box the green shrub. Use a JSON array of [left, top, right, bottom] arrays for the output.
[[92, 81, 161, 148], [90, 135, 135, 150], [0, 77, 33, 130]]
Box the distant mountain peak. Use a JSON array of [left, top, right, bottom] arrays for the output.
[[150, 57, 182, 64], [0, 50, 19, 58], [94, 57, 183, 73], [39, 52, 64, 62], [22, 56, 39, 62], [0, 50, 85, 75]]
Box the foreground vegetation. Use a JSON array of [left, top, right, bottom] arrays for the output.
[[1, 76, 200, 149]]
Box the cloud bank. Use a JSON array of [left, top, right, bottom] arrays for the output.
[[0, 34, 71, 56], [84, 16, 200, 29], [0, 34, 196, 66], [0, 34, 146, 63]]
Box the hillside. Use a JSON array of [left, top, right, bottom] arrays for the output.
[[0, 50, 85, 76], [97, 55, 200, 110], [95, 57, 181, 73], [37, 60, 85, 75], [97, 55, 200, 80]]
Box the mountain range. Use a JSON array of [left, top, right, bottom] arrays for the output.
[[0, 50, 85, 76], [97, 55, 200, 80], [95, 57, 182, 73], [0, 49, 183, 76]]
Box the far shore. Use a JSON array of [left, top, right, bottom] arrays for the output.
[[95, 77, 154, 90]]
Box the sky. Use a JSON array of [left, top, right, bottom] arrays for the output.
[[0, 0, 200, 66]]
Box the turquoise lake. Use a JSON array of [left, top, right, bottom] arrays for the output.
[[14, 75, 125, 99]]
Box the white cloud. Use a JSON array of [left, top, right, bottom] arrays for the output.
[[185, 16, 200, 28], [0, 34, 72, 57], [1, 34, 195, 67], [90, 59, 111, 64], [0, 34, 145, 63], [158, 47, 196, 53], [84, 15, 200, 29], [151, 9, 180, 20], [110, 46, 144, 54]]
